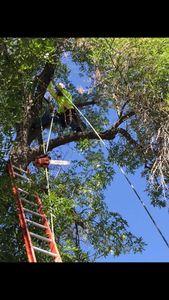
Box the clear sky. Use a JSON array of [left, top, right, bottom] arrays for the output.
[[60, 54, 169, 262]]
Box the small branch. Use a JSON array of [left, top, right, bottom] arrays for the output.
[[113, 111, 135, 129], [119, 99, 131, 118]]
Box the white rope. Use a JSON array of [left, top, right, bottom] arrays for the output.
[[46, 109, 55, 153], [40, 120, 46, 155], [72, 102, 106, 147], [40, 116, 55, 240]]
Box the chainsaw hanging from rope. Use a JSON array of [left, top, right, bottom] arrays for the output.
[[33, 154, 70, 168]]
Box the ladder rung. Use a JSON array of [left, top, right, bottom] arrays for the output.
[[26, 219, 47, 229], [18, 188, 29, 195], [33, 246, 58, 258], [30, 232, 52, 242], [24, 208, 42, 217], [13, 165, 28, 174], [21, 198, 37, 207], [14, 172, 30, 181]]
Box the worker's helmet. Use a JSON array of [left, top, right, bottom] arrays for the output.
[[57, 83, 65, 89]]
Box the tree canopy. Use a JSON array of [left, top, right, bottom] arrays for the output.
[[0, 38, 168, 262]]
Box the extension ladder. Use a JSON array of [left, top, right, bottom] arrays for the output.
[[7, 161, 62, 262]]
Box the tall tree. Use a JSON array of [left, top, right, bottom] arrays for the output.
[[0, 37, 168, 262]]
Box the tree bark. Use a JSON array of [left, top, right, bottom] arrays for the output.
[[10, 63, 56, 168]]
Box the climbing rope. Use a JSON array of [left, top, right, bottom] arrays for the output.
[[46, 109, 55, 153], [72, 102, 106, 146], [40, 120, 46, 155], [40, 112, 55, 239]]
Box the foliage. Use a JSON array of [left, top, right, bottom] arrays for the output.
[[0, 37, 168, 261]]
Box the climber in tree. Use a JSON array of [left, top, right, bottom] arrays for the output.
[[48, 82, 86, 132], [28, 83, 86, 145]]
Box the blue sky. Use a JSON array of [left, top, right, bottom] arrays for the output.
[[98, 167, 169, 262], [59, 54, 169, 262]]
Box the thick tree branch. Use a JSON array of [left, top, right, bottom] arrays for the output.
[[28, 130, 110, 161], [27, 112, 136, 163]]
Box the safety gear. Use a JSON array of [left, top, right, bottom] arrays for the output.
[[57, 83, 65, 89], [47, 82, 86, 132], [48, 82, 74, 113], [55, 87, 74, 113]]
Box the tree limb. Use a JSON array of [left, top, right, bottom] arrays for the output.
[[27, 112, 136, 163]]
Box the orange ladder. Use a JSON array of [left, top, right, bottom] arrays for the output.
[[7, 161, 62, 262]]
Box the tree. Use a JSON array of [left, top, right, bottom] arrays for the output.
[[0, 37, 168, 262]]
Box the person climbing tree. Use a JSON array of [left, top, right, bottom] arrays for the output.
[[48, 82, 86, 132], [28, 83, 86, 145]]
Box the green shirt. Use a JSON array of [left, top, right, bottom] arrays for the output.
[[48, 83, 74, 113]]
